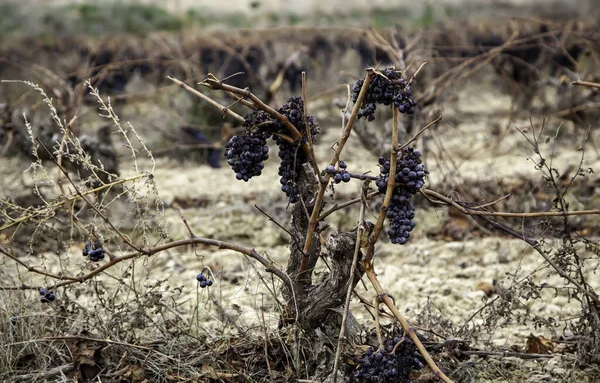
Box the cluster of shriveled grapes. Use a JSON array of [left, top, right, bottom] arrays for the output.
[[353, 330, 423, 383], [196, 273, 213, 288], [39, 287, 55, 303], [223, 97, 318, 204], [351, 68, 416, 121], [275, 96, 319, 203], [82, 240, 105, 262], [325, 161, 351, 184], [376, 147, 426, 244], [225, 111, 273, 182]]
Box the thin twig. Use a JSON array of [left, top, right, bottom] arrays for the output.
[[201, 75, 302, 140], [457, 349, 554, 359], [37, 138, 142, 253], [374, 297, 385, 351], [332, 189, 367, 383], [38, 335, 175, 360], [0, 246, 80, 282], [397, 115, 442, 151], [421, 188, 600, 218], [408, 62, 428, 84], [8, 363, 74, 382], [571, 80, 600, 90], [254, 204, 294, 239], [319, 191, 380, 221], [167, 76, 244, 122], [478, 215, 600, 307]]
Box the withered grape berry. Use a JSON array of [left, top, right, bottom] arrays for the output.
[[351, 68, 416, 121], [39, 287, 55, 303], [353, 333, 422, 383], [275, 96, 319, 203], [196, 273, 213, 288], [83, 241, 105, 262], [224, 111, 273, 182], [376, 147, 426, 244]]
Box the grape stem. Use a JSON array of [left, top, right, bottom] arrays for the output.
[[396, 115, 442, 151], [201, 74, 303, 140], [298, 69, 375, 280], [318, 190, 380, 221]]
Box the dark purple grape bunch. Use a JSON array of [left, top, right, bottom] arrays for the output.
[[351, 68, 416, 121], [277, 96, 319, 142], [395, 147, 425, 194], [386, 190, 416, 244], [375, 148, 426, 194], [376, 147, 426, 245], [325, 161, 351, 184], [353, 334, 422, 383], [276, 141, 301, 203], [39, 287, 56, 303], [82, 241, 105, 262], [224, 111, 273, 182], [275, 96, 319, 203], [196, 273, 213, 288]]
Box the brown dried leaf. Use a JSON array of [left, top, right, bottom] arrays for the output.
[[526, 334, 554, 354], [475, 281, 495, 296]]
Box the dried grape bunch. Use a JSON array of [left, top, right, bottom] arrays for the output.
[[275, 96, 319, 203], [223, 98, 319, 203], [376, 147, 426, 244], [82, 241, 105, 262], [353, 332, 422, 382], [325, 160, 351, 184], [196, 273, 213, 288], [351, 68, 416, 121], [39, 287, 56, 303], [224, 111, 273, 182]]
